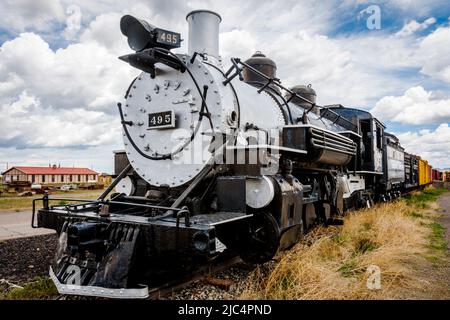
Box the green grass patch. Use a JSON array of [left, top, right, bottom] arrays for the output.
[[332, 235, 345, 244], [279, 272, 294, 291], [427, 222, 448, 253], [338, 259, 358, 277], [362, 222, 372, 231], [404, 187, 448, 208], [0, 188, 104, 211], [354, 237, 377, 254], [1, 277, 58, 300], [410, 212, 423, 219]]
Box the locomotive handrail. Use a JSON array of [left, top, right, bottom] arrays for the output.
[[225, 57, 357, 131], [320, 108, 357, 132], [32, 196, 98, 228], [285, 124, 356, 142], [31, 195, 189, 228], [225, 58, 312, 104]]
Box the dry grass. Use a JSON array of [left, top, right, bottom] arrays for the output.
[[241, 189, 449, 300]]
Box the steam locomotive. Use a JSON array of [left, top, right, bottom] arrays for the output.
[[33, 10, 435, 299]]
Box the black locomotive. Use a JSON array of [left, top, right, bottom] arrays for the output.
[[33, 10, 434, 298]]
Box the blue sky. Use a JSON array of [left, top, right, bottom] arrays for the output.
[[0, 0, 450, 172], [334, 2, 450, 36]]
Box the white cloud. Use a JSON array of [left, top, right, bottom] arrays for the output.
[[0, 73, 24, 96], [376, 0, 447, 17], [187, 0, 339, 35], [0, 0, 65, 32], [335, 21, 450, 88], [79, 12, 132, 55], [0, 19, 139, 153], [395, 17, 436, 37], [256, 31, 416, 107], [339, 33, 419, 71], [396, 123, 450, 168], [371, 86, 450, 125], [0, 91, 119, 148], [418, 25, 450, 83], [62, 4, 83, 40], [220, 29, 257, 60], [0, 31, 136, 112]]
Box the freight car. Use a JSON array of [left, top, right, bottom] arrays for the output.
[[404, 152, 419, 189], [33, 10, 438, 298], [444, 171, 450, 182], [432, 169, 442, 181], [418, 157, 433, 187]]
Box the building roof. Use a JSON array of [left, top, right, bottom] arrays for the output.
[[3, 166, 98, 175]]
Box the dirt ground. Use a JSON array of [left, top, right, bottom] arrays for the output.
[[0, 234, 57, 283], [438, 193, 450, 245], [395, 193, 450, 300]]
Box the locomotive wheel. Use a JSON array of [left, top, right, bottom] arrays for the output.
[[239, 212, 280, 264]]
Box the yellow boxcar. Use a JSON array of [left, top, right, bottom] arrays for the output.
[[444, 171, 450, 182], [418, 158, 431, 186], [428, 164, 432, 184]]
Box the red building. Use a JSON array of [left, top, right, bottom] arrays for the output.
[[2, 165, 98, 185]]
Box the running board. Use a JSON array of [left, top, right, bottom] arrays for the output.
[[164, 212, 253, 226]]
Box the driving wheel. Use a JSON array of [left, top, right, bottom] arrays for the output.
[[239, 212, 280, 264]]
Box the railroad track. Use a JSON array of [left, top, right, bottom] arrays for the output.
[[147, 255, 245, 299]]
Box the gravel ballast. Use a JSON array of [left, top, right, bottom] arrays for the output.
[[0, 234, 57, 284]]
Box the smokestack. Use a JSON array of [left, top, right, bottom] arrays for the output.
[[186, 10, 221, 58]]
